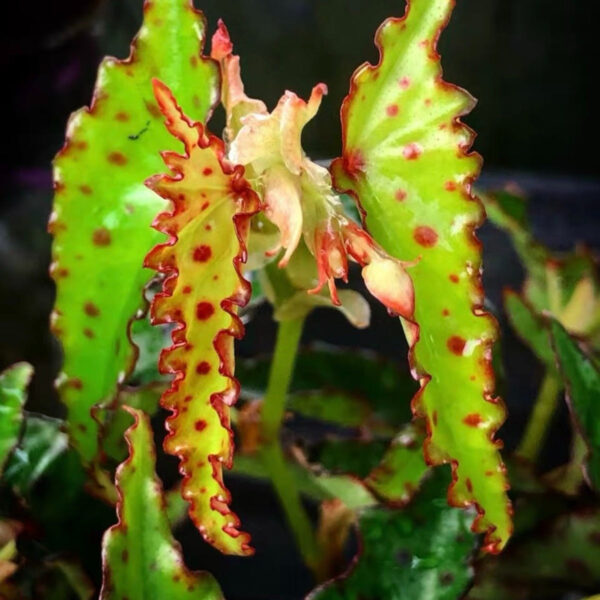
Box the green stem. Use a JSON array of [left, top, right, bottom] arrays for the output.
[[516, 371, 561, 462], [259, 317, 321, 572]]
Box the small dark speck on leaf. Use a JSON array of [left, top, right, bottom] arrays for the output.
[[128, 121, 151, 141]]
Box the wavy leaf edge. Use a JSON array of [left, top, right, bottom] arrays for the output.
[[144, 79, 259, 555], [330, 0, 511, 553]]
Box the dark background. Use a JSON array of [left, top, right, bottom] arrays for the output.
[[1, 0, 598, 174], [0, 2, 599, 598]]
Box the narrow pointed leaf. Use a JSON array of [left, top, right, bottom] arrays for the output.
[[550, 320, 600, 490], [100, 408, 222, 600], [144, 81, 258, 555], [0, 363, 33, 473], [309, 469, 477, 600], [331, 0, 511, 551], [50, 0, 219, 465]]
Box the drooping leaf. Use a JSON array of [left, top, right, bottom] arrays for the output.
[[309, 468, 477, 600], [331, 0, 511, 550], [504, 290, 555, 369], [365, 425, 428, 506], [467, 506, 600, 600], [0, 363, 33, 473], [50, 0, 219, 466], [144, 80, 258, 555], [100, 408, 222, 600], [550, 320, 600, 490]]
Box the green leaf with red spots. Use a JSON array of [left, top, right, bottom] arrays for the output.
[[0, 363, 33, 474], [550, 319, 600, 491], [100, 408, 223, 600], [309, 468, 477, 600], [50, 0, 219, 466], [144, 80, 258, 555], [331, 0, 511, 551]]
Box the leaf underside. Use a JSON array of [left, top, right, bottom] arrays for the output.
[[331, 0, 511, 551], [144, 80, 258, 555], [50, 0, 218, 465], [100, 408, 222, 599]]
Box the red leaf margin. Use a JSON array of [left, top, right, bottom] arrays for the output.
[[143, 80, 260, 555], [331, 0, 512, 554]]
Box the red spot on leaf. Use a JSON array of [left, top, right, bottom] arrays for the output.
[[83, 328, 94, 339], [432, 410, 438, 425], [413, 226, 438, 247], [402, 143, 422, 160], [201, 201, 210, 211], [107, 152, 127, 166], [386, 104, 399, 117], [55, 267, 69, 278], [74, 141, 87, 151], [193, 245, 212, 262], [399, 76, 411, 89], [196, 302, 214, 320], [67, 378, 83, 390], [195, 420, 207, 431], [449, 273, 460, 283], [395, 189, 407, 201], [196, 361, 211, 375], [424, 98, 432, 106], [92, 227, 111, 246], [182, 286, 192, 294], [444, 181, 457, 191], [115, 112, 129, 122], [447, 336, 466, 355], [466, 478, 473, 493], [84, 302, 100, 317], [190, 55, 198, 67], [205, 224, 212, 231], [79, 185, 92, 195], [203, 167, 213, 176], [442, 308, 450, 316], [145, 100, 161, 118], [463, 413, 483, 427]]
